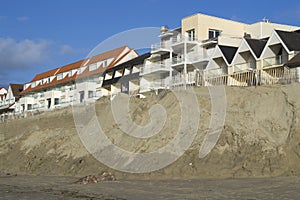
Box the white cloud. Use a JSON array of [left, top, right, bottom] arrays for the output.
[[60, 44, 75, 55], [17, 16, 30, 22], [0, 37, 51, 71]]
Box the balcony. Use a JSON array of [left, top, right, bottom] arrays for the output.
[[204, 67, 228, 79], [187, 52, 210, 65], [151, 41, 171, 54], [171, 53, 210, 68], [234, 61, 257, 73], [201, 37, 218, 48], [172, 56, 185, 66], [141, 60, 171, 76], [263, 55, 288, 68], [172, 71, 196, 86], [140, 78, 170, 92], [171, 35, 199, 49]]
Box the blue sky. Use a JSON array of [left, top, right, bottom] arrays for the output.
[[0, 0, 299, 87]]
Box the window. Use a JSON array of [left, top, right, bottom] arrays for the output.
[[103, 60, 108, 67], [89, 63, 97, 71], [57, 73, 63, 80], [103, 58, 113, 68], [32, 82, 37, 88], [88, 91, 94, 98], [68, 71, 73, 77], [186, 29, 195, 41], [78, 67, 85, 74], [121, 82, 129, 94], [79, 91, 84, 103], [54, 98, 60, 105], [209, 29, 221, 39]]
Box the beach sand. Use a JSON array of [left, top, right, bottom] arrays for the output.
[[1, 84, 300, 199], [1, 175, 300, 200]]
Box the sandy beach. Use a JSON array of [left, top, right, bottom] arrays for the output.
[[1, 175, 300, 200], [1, 84, 300, 199]]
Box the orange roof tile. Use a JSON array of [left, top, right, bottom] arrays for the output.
[[75, 46, 132, 79], [86, 46, 128, 65], [58, 60, 84, 74], [31, 68, 60, 82], [21, 46, 134, 95]]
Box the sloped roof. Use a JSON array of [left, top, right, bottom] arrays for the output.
[[58, 60, 85, 73], [219, 45, 238, 64], [9, 84, 23, 98], [87, 46, 128, 65], [76, 47, 133, 79], [104, 52, 150, 73], [285, 53, 300, 68], [276, 30, 300, 52], [21, 46, 134, 95], [31, 68, 60, 82], [245, 38, 267, 58]]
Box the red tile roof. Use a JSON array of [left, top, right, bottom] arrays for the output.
[[9, 84, 24, 100], [76, 47, 132, 79], [86, 46, 128, 65], [21, 46, 133, 95], [58, 59, 85, 73], [31, 68, 60, 82]]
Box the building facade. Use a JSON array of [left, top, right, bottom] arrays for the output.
[[18, 46, 138, 112], [140, 13, 300, 91], [1, 13, 299, 116]]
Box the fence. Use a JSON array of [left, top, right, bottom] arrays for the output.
[[1, 67, 299, 122], [204, 67, 299, 87]]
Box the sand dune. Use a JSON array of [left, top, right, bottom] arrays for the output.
[[0, 84, 299, 179]]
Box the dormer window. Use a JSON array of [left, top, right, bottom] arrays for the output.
[[209, 29, 221, 39], [103, 58, 113, 68], [78, 68, 83, 74], [103, 60, 108, 67], [57, 73, 63, 80], [89, 63, 97, 71], [32, 82, 37, 88]]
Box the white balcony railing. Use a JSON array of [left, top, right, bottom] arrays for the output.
[[186, 52, 210, 63], [142, 78, 170, 91], [263, 55, 288, 68], [171, 35, 197, 45], [140, 60, 171, 75], [151, 41, 171, 52], [234, 61, 257, 73], [204, 67, 228, 78], [172, 56, 184, 65], [172, 71, 196, 85]]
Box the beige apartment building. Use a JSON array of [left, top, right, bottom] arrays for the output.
[[140, 13, 299, 91]]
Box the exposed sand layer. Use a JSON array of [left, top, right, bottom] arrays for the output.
[[0, 84, 300, 179]]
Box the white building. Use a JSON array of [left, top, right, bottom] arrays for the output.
[[0, 87, 8, 113], [0, 84, 23, 114], [140, 13, 300, 91], [18, 46, 138, 112], [205, 29, 300, 86]]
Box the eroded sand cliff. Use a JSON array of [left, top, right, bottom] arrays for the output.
[[0, 84, 299, 179]]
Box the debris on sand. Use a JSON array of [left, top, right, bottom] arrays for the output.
[[75, 171, 116, 184]]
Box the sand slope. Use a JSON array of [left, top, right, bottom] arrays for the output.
[[0, 84, 299, 179]]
